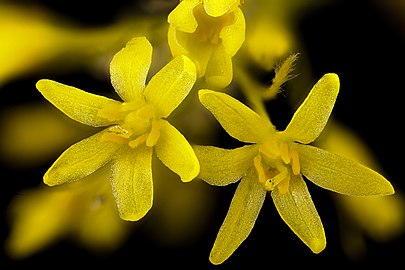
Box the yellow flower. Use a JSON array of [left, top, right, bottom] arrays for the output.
[[0, 3, 167, 86], [315, 119, 405, 259], [36, 36, 200, 221], [167, 0, 245, 89], [194, 73, 394, 264], [5, 165, 132, 259]]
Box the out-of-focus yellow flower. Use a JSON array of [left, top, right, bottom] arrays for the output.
[[0, 103, 93, 167], [0, 3, 167, 86], [316, 120, 405, 259], [5, 165, 132, 259], [239, 0, 332, 71], [167, 0, 245, 89], [194, 73, 394, 264], [35, 36, 200, 221]]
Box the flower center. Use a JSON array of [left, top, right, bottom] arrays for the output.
[[192, 4, 234, 45], [254, 137, 300, 194], [98, 102, 161, 148]]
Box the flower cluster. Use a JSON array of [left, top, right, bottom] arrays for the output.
[[13, 0, 395, 265]]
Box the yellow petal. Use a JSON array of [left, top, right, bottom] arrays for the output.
[[271, 173, 326, 254], [110, 145, 153, 221], [110, 36, 152, 102], [144, 55, 196, 118], [209, 169, 267, 265], [297, 144, 395, 196], [279, 73, 340, 144], [204, 0, 239, 17], [155, 120, 199, 182], [36, 79, 121, 127], [193, 144, 258, 186], [220, 7, 245, 56], [198, 89, 275, 143], [167, 0, 199, 33], [167, 25, 190, 57], [205, 44, 233, 89], [44, 130, 120, 186]]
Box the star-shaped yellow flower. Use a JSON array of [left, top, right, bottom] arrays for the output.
[[194, 73, 394, 264], [167, 0, 245, 89], [36, 36, 200, 221]]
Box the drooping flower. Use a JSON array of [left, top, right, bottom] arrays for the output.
[[193, 73, 394, 264], [314, 119, 405, 259], [167, 0, 245, 89], [0, 3, 167, 86], [36, 36, 200, 221], [5, 165, 133, 259]]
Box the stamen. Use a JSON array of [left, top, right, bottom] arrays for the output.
[[128, 134, 148, 148], [146, 120, 161, 147], [265, 164, 288, 190], [290, 148, 300, 175], [107, 125, 132, 138], [100, 125, 132, 144], [253, 155, 267, 185]]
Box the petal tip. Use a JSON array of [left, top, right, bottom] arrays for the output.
[[206, 74, 232, 90], [198, 89, 214, 100], [310, 238, 326, 254], [35, 79, 51, 92], [180, 164, 200, 183], [119, 209, 149, 222], [179, 54, 197, 78], [43, 172, 56, 187], [209, 251, 226, 265], [385, 183, 395, 196], [323, 73, 340, 87]]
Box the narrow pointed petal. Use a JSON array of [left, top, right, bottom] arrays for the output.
[[209, 169, 266, 265], [271, 173, 326, 253], [193, 144, 258, 186], [36, 79, 121, 127], [155, 120, 199, 182], [44, 130, 120, 186], [168, 0, 199, 33], [144, 55, 196, 118], [198, 89, 275, 143], [110, 36, 152, 102], [280, 73, 340, 144], [220, 7, 245, 56], [204, 0, 239, 17], [205, 44, 233, 89], [110, 145, 153, 221], [297, 144, 395, 196]]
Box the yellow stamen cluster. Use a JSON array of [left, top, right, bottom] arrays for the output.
[[254, 137, 300, 194], [98, 102, 161, 149]]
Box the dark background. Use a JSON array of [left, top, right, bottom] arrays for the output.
[[1, 0, 404, 268]]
